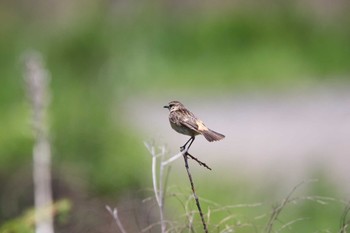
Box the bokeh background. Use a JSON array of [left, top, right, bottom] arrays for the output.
[[1, 0, 350, 232]]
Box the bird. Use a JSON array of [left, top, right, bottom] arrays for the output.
[[164, 100, 225, 151]]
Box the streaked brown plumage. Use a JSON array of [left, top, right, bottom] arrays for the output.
[[164, 100, 225, 151]]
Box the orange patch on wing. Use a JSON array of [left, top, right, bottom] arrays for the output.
[[196, 120, 208, 131]]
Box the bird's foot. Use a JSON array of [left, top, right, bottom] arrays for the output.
[[180, 146, 186, 152]]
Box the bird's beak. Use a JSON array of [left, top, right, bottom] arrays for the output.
[[163, 105, 169, 109]]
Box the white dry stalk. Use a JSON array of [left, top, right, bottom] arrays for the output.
[[277, 217, 307, 233], [23, 51, 54, 233], [145, 143, 165, 232], [184, 194, 196, 231], [217, 215, 237, 226], [144, 142, 182, 233], [161, 151, 183, 167], [211, 203, 263, 214], [220, 226, 234, 233], [106, 206, 127, 233], [207, 206, 211, 226], [187, 212, 194, 233]]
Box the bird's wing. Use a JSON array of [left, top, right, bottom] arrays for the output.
[[180, 115, 208, 133]]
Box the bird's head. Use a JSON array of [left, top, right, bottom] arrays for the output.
[[164, 100, 184, 112]]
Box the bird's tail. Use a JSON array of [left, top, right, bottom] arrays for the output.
[[201, 129, 225, 142]]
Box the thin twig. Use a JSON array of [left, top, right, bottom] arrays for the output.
[[186, 152, 212, 170], [182, 150, 209, 233], [264, 179, 317, 233], [106, 206, 127, 233]]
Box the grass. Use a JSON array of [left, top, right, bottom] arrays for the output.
[[103, 143, 349, 233]]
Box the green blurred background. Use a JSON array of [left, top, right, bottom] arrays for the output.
[[1, 0, 350, 232]]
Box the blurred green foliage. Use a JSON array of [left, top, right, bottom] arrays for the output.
[[0, 199, 71, 233], [0, 0, 350, 231], [164, 174, 347, 232]]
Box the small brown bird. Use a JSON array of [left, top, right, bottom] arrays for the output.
[[164, 100, 225, 151]]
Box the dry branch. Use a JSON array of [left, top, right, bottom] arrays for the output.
[[23, 51, 54, 233]]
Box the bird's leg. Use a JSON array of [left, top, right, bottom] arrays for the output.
[[180, 136, 195, 152], [186, 136, 195, 151]]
